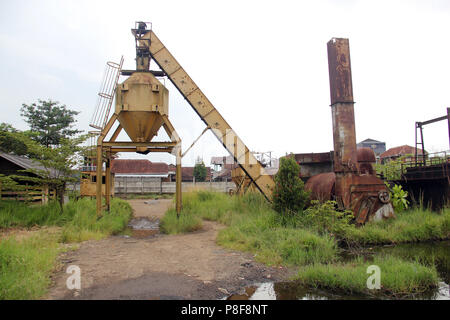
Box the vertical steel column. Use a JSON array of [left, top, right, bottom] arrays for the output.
[[175, 149, 182, 216], [447, 108, 450, 150], [96, 144, 103, 216], [105, 153, 111, 212], [327, 38, 358, 209]]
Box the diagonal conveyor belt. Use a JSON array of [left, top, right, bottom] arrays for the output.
[[138, 30, 274, 199]]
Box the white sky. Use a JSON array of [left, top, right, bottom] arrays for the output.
[[1, 0, 450, 166]]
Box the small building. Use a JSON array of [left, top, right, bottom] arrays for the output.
[[211, 156, 235, 172], [211, 155, 237, 181], [0, 152, 57, 202], [111, 159, 169, 194], [357, 138, 386, 158], [380, 145, 426, 164], [182, 166, 212, 182]]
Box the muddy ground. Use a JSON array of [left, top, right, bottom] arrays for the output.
[[47, 199, 291, 300]]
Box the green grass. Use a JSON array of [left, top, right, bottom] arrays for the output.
[[0, 197, 133, 299], [0, 232, 62, 299], [159, 208, 203, 234], [161, 191, 338, 266], [160, 190, 447, 297], [0, 200, 73, 228], [295, 255, 439, 298], [343, 208, 450, 246], [60, 198, 133, 242]]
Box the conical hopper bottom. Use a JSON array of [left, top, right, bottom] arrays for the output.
[[118, 111, 164, 142]]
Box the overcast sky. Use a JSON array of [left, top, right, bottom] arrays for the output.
[[1, 0, 450, 166]]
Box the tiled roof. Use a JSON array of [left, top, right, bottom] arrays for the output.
[[380, 145, 425, 159], [111, 159, 168, 175]]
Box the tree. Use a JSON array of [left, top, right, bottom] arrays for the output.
[[193, 161, 207, 182], [0, 123, 29, 156], [272, 155, 310, 215], [20, 99, 81, 147], [12, 132, 88, 210]]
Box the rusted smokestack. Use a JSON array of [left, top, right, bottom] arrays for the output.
[[325, 38, 394, 223], [327, 38, 358, 209], [327, 38, 358, 174]]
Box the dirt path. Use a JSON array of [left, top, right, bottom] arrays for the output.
[[47, 199, 289, 300]]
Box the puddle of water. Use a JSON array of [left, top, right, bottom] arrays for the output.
[[228, 281, 449, 300], [228, 241, 450, 300], [127, 217, 159, 239]]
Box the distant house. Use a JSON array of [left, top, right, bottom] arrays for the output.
[[111, 159, 172, 194], [167, 164, 212, 182], [380, 145, 426, 164], [357, 138, 386, 157], [210, 156, 237, 182], [111, 159, 169, 178], [211, 156, 235, 172]]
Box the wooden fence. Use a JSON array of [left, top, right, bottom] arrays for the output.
[[0, 185, 56, 203]]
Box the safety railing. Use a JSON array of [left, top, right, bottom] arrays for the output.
[[89, 57, 124, 130]]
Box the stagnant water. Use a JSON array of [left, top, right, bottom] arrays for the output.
[[127, 217, 160, 238], [228, 241, 450, 300]]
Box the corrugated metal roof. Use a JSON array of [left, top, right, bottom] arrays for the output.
[[0, 152, 60, 178]]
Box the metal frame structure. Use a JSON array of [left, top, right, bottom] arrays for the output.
[[95, 113, 181, 215], [415, 107, 450, 165], [95, 22, 182, 216]]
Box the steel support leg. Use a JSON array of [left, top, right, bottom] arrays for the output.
[[105, 155, 111, 212], [96, 145, 103, 216], [176, 149, 182, 216]]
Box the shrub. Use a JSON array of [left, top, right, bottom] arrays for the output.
[[389, 184, 409, 213], [272, 156, 310, 216], [302, 200, 354, 239]]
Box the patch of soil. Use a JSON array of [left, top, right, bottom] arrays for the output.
[[47, 199, 291, 300]]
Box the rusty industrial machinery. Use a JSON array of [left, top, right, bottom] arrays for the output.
[[303, 38, 394, 224], [93, 22, 274, 215], [92, 23, 393, 223]]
